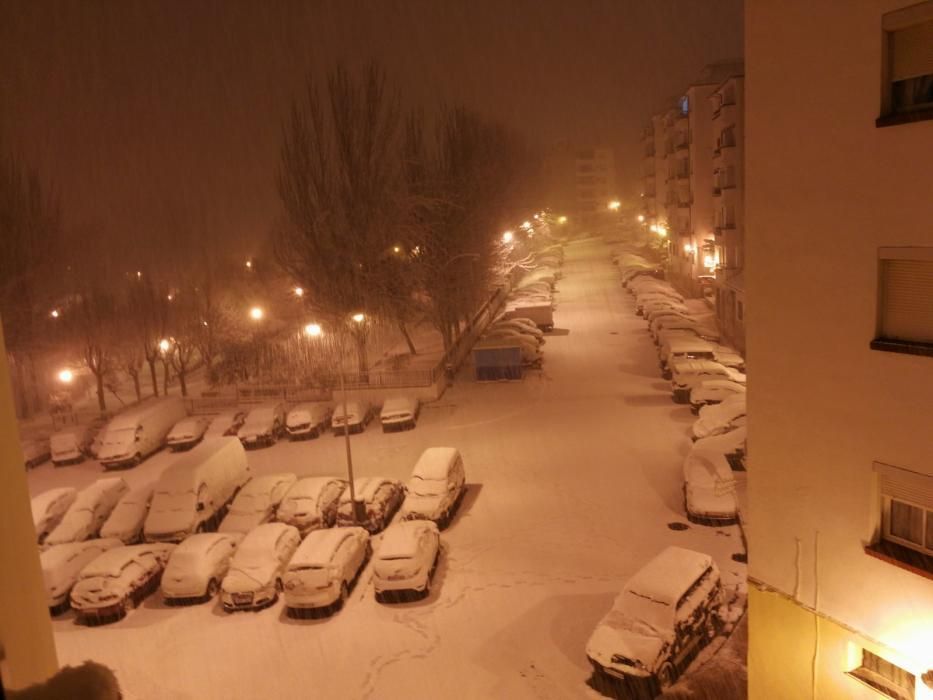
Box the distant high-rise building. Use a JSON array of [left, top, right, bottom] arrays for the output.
[[544, 143, 616, 221]]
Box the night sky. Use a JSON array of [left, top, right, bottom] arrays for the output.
[[1, 0, 742, 250]]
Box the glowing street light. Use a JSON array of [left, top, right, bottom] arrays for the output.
[[293, 286, 304, 297], [520, 221, 532, 231], [637, 215, 645, 223], [656, 224, 668, 237], [502, 231, 514, 244], [392, 245, 401, 254], [49, 309, 60, 319], [57, 369, 73, 384], [158, 338, 171, 353], [351, 313, 365, 324], [249, 306, 264, 321], [684, 243, 694, 254], [608, 200, 621, 211], [304, 323, 322, 338], [557, 215, 568, 224], [245, 259, 253, 269], [166, 294, 174, 302]]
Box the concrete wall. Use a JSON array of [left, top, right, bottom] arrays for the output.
[[0, 321, 59, 688], [746, 0, 933, 694]]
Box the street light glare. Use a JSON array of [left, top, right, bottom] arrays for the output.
[[558, 215, 568, 224], [637, 215, 645, 223], [57, 369, 73, 384], [249, 306, 264, 320], [304, 323, 322, 337], [520, 221, 532, 231], [502, 231, 514, 243], [293, 286, 304, 297], [608, 200, 621, 211], [351, 313, 365, 323], [158, 338, 171, 352], [50, 309, 60, 318], [392, 245, 401, 254]]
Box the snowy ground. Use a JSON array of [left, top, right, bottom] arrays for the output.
[[26, 235, 747, 700]]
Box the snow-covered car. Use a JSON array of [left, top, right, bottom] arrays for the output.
[[44, 478, 129, 548], [479, 331, 543, 366], [285, 403, 332, 440], [283, 527, 370, 615], [22, 436, 51, 468], [32, 487, 77, 544], [219, 473, 298, 534], [161, 533, 240, 604], [372, 520, 440, 602], [399, 447, 466, 528], [586, 547, 724, 693], [489, 318, 545, 342], [693, 425, 748, 470], [204, 410, 247, 438], [649, 314, 699, 339], [692, 395, 747, 441], [638, 298, 688, 318], [50, 425, 94, 465], [689, 379, 747, 413], [670, 359, 746, 403], [276, 477, 347, 535], [41, 538, 122, 613], [486, 324, 544, 347], [238, 403, 286, 448], [712, 346, 746, 373], [70, 543, 175, 624], [165, 415, 212, 451], [221, 523, 300, 611], [99, 483, 155, 544], [683, 451, 738, 525], [331, 400, 373, 436], [659, 337, 717, 378], [335, 477, 405, 533], [380, 396, 420, 432]]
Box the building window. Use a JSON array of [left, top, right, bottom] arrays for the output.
[[866, 462, 933, 579], [878, 3, 933, 127], [848, 649, 916, 700], [871, 248, 933, 357], [736, 300, 744, 322]]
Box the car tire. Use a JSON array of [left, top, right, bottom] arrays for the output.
[[206, 579, 219, 598], [657, 662, 676, 689], [339, 582, 349, 608], [275, 578, 284, 593], [123, 595, 136, 614], [133, 453, 142, 467]]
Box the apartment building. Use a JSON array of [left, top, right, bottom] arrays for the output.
[[710, 74, 746, 353], [544, 143, 617, 223], [747, 3, 933, 700]]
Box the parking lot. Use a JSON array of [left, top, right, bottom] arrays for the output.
[[27, 235, 747, 700]]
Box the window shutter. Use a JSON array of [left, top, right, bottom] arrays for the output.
[[891, 20, 933, 81], [880, 259, 933, 343], [875, 462, 933, 510]]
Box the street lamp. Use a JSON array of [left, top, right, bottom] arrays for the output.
[[557, 216, 568, 225], [304, 323, 322, 337], [351, 312, 365, 324], [245, 259, 253, 270], [57, 369, 73, 384], [293, 287, 304, 297], [249, 306, 264, 321], [608, 200, 621, 211], [502, 231, 514, 244], [637, 215, 645, 223], [158, 338, 171, 353], [49, 309, 60, 319]]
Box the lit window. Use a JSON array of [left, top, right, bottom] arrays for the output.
[[847, 649, 915, 700], [868, 462, 933, 577], [871, 248, 933, 356], [878, 3, 933, 126]]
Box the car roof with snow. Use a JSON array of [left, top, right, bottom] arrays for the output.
[[623, 546, 714, 605], [239, 522, 294, 552], [32, 487, 76, 517], [288, 527, 365, 568], [412, 447, 459, 480], [376, 521, 436, 560], [245, 405, 278, 421], [287, 403, 329, 419], [692, 425, 748, 454], [381, 396, 417, 413], [73, 478, 126, 507], [80, 543, 173, 578], [284, 476, 344, 500], [238, 473, 294, 497], [684, 451, 735, 483], [173, 532, 237, 558], [106, 398, 183, 431], [341, 477, 394, 503], [333, 401, 367, 416], [695, 379, 747, 392], [41, 538, 122, 569]]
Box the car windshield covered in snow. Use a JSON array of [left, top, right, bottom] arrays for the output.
[[613, 589, 675, 635], [151, 491, 195, 513], [407, 475, 446, 497]]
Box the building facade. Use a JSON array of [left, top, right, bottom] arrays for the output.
[[747, 3, 933, 700], [544, 143, 616, 223]]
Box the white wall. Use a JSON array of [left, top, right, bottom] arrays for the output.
[[747, 0, 933, 667]]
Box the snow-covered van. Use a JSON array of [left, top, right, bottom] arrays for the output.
[[97, 397, 187, 469], [50, 424, 94, 465], [144, 438, 250, 543], [586, 547, 723, 693], [399, 447, 466, 528]]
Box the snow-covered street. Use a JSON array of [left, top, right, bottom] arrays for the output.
[[27, 235, 746, 699]]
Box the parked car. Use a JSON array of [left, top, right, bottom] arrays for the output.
[[41, 538, 122, 613], [486, 324, 544, 347], [144, 438, 250, 543], [335, 477, 405, 533], [670, 359, 746, 403], [692, 395, 747, 441], [22, 436, 51, 468], [221, 523, 300, 611], [276, 477, 347, 535], [32, 487, 77, 544], [372, 520, 441, 602], [683, 451, 738, 525], [639, 298, 688, 318], [693, 425, 748, 471], [490, 318, 545, 342], [331, 400, 373, 436], [500, 304, 554, 331], [238, 403, 286, 448], [99, 483, 155, 544], [44, 478, 129, 548], [50, 425, 94, 465], [204, 410, 247, 438], [586, 547, 724, 693], [480, 331, 543, 366], [380, 396, 420, 432], [659, 337, 717, 378], [283, 527, 370, 615], [285, 403, 332, 440], [689, 380, 747, 413], [161, 533, 240, 604], [399, 447, 466, 528], [97, 397, 187, 469], [165, 416, 212, 451], [712, 346, 746, 373], [69, 543, 175, 624], [219, 473, 297, 535]]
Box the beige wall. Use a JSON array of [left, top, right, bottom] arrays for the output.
[[746, 0, 933, 691], [0, 321, 59, 688]]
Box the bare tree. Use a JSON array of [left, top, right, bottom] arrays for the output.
[[274, 63, 412, 374]]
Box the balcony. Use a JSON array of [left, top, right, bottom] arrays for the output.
[[673, 131, 691, 151]]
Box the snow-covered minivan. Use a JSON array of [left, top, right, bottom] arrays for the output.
[[144, 438, 250, 543], [98, 397, 187, 469], [399, 447, 466, 528], [587, 547, 723, 693]]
